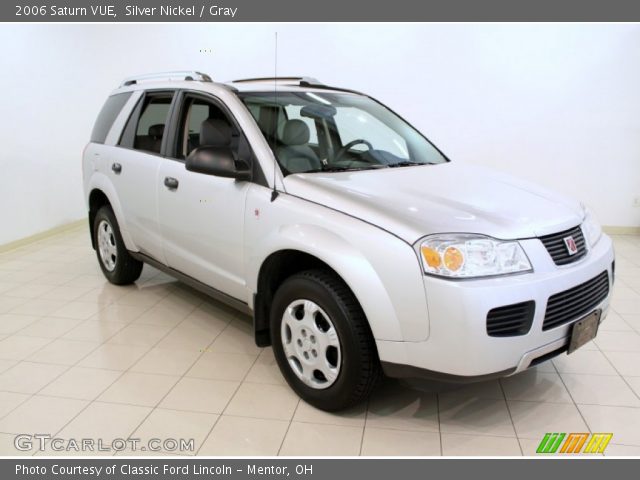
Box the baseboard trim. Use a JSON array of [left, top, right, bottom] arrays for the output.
[[603, 225, 640, 235], [0, 219, 86, 254]]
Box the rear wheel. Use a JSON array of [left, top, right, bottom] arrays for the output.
[[93, 206, 142, 285], [270, 269, 381, 411]]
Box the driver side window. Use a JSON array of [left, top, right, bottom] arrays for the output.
[[334, 108, 409, 159], [171, 95, 262, 184], [174, 96, 235, 160]]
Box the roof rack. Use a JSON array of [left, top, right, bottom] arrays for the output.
[[120, 71, 213, 87], [230, 76, 364, 96], [231, 76, 324, 87]]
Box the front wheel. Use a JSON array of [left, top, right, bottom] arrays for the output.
[[270, 269, 381, 411], [93, 206, 143, 285]]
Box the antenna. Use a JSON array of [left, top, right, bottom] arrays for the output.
[[270, 31, 279, 202]]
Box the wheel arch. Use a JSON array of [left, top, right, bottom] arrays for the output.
[[253, 249, 341, 346], [85, 174, 136, 251], [249, 225, 406, 347], [88, 189, 110, 249]]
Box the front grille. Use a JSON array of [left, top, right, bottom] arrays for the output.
[[540, 225, 587, 266], [542, 271, 609, 331], [487, 301, 535, 337]]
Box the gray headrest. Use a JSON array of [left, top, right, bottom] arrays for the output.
[[148, 124, 164, 138], [282, 119, 310, 146], [200, 118, 232, 147]]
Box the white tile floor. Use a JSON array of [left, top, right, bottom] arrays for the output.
[[0, 226, 639, 456]]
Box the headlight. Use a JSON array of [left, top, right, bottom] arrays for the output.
[[418, 234, 532, 278], [581, 205, 602, 247]]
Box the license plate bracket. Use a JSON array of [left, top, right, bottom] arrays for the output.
[[568, 310, 601, 354]]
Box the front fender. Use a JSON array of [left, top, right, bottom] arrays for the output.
[[248, 222, 429, 342]]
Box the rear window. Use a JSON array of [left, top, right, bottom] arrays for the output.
[[90, 92, 132, 144]]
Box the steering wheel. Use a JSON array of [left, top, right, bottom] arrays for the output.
[[334, 139, 374, 163]]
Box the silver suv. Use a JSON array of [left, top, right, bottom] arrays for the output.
[[84, 71, 614, 410]]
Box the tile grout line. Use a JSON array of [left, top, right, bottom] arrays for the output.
[[593, 339, 640, 403], [551, 360, 593, 436], [435, 392, 443, 456], [498, 379, 524, 456], [0, 287, 149, 454], [105, 300, 239, 455], [275, 403, 297, 457], [358, 398, 369, 456], [28, 280, 181, 448], [195, 331, 265, 456], [1, 405, 528, 438], [87, 289, 213, 455], [0, 330, 109, 427]]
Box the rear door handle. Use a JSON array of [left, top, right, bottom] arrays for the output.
[[111, 163, 122, 174], [164, 177, 179, 190]]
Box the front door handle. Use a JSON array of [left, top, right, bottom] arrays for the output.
[[111, 163, 122, 174], [164, 176, 179, 190]]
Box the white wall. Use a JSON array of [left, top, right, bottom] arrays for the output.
[[1, 23, 638, 245]]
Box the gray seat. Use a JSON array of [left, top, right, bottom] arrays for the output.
[[200, 118, 232, 147], [276, 120, 321, 173], [135, 124, 164, 153]]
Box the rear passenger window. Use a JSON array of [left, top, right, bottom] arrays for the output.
[[90, 92, 132, 144], [120, 93, 173, 154]]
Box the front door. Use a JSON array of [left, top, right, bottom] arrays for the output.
[[157, 92, 250, 300]]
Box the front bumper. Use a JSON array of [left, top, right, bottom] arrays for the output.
[[377, 232, 615, 380]]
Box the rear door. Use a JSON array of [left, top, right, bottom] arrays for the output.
[[111, 90, 175, 262]]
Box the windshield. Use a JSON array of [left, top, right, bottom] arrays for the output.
[[238, 91, 448, 175]]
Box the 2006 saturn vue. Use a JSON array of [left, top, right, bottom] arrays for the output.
[[83, 71, 614, 410]]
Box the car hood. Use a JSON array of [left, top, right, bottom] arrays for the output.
[[282, 162, 584, 244]]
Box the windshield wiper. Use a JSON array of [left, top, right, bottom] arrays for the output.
[[304, 165, 379, 173], [387, 161, 425, 168]]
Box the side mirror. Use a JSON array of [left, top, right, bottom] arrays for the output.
[[185, 146, 251, 181]]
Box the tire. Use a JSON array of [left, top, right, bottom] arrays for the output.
[[93, 206, 143, 285], [270, 269, 381, 411]]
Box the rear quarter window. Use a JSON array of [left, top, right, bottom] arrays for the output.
[[90, 92, 132, 144]]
